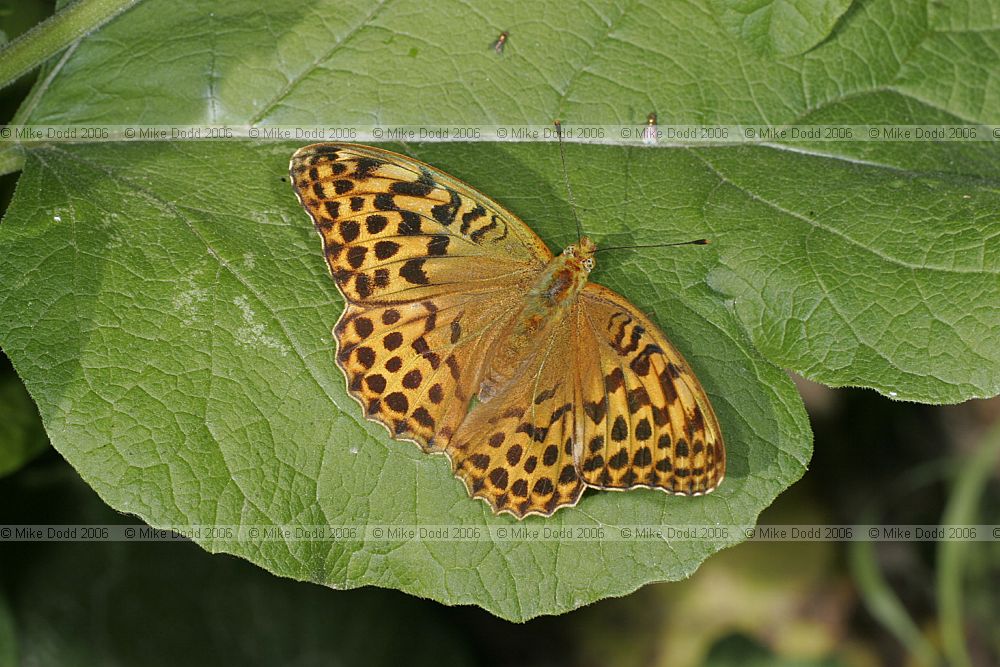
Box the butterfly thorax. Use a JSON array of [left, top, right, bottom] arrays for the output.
[[478, 237, 597, 401]]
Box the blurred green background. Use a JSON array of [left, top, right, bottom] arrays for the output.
[[1, 2, 998, 665]]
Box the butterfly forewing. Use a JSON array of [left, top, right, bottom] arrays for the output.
[[290, 143, 551, 306], [574, 284, 725, 495]]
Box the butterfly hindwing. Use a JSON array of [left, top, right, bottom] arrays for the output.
[[336, 293, 522, 451], [448, 315, 585, 518]]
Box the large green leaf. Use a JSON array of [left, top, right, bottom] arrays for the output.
[[0, 466, 473, 666], [0, 140, 808, 620], [0, 0, 996, 619]]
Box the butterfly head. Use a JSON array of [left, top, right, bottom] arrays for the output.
[[563, 236, 597, 273]]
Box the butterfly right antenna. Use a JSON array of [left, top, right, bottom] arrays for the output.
[[554, 120, 585, 243], [595, 239, 709, 253]]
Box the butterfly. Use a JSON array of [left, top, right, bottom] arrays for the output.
[[289, 143, 725, 518]]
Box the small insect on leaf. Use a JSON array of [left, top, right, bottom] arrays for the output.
[[642, 112, 658, 145], [492, 30, 509, 55]]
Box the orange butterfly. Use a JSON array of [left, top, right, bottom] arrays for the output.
[[290, 143, 724, 518]]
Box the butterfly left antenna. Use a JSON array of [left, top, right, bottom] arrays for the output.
[[554, 120, 585, 242]]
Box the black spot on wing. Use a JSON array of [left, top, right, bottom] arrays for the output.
[[400, 259, 429, 285], [460, 205, 486, 234], [355, 273, 372, 299], [608, 449, 628, 469], [534, 387, 558, 405], [340, 220, 360, 243], [427, 235, 449, 256], [611, 415, 628, 442], [548, 403, 573, 424], [346, 245, 367, 269], [354, 157, 382, 178], [390, 180, 434, 197], [399, 211, 422, 235], [630, 343, 662, 376], [469, 217, 498, 243], [375, 240, 400, 260], [366, 214, 389, 234], [584, 400, 607, 424], [431, 188, 461, 226], [374, 193, 397, 211]]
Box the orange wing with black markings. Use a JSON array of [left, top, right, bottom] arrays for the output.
[[290, 144, 550, 451], [573, 284, 725, 495], [447, 313, 586, 517]]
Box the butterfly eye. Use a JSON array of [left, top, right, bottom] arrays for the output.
[[583, 258, 594, 271]]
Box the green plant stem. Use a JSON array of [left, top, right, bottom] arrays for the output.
[[0, 0, 143, 91], [937, 420, 1000, 667], [849, 531, 940, 667], [848, 460, 953, 667]]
